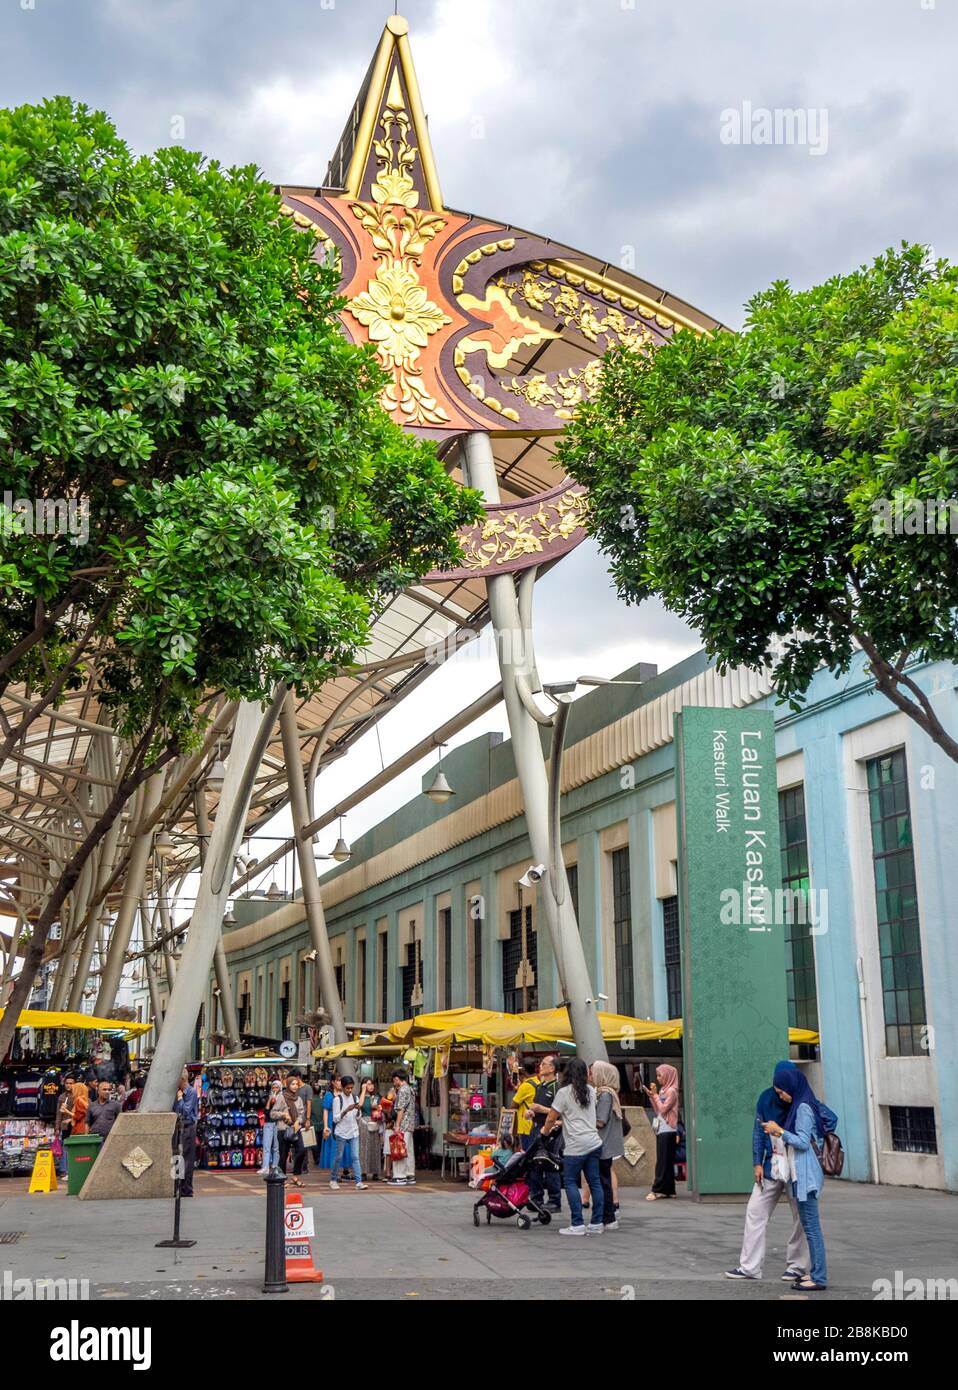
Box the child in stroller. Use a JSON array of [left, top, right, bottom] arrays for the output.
[[472, 1131, 562, 1230]]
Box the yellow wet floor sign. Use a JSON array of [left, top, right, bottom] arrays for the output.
[[29, 1146, 57, 1193]]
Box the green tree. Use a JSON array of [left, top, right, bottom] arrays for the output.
[[0, 98, 480, 1055], [560, 244, 958, 762]]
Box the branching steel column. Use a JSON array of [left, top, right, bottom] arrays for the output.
[[94, 769, 167, 1016], [138, 896, 163, 1044], [140, 695, 280, 1112], [67, 731, 122, 1011], [46, 811, 88, 1011], [64, 907, 99, 1012], [156, 885, 178, 991], [194, 789, 240, 1052], [462, 431, 608, 1064], [279, 692, 349, 1072]]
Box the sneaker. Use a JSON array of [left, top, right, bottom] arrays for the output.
[[387, 1177, 407, 1186], [329, 1181, 340, 1191], [725, 1267, 757, 1280], [405, 1177, 417, 1186], [782, 1269, 805, 1282], [356, 1182, 369, 1190], [558, 1225, 586, 1236], [547, 1202, 562, 1213], [603, 1220, 620, 1231], [586, 1223, 604, 1235]]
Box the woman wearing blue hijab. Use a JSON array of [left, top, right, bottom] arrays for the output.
[[761, 1062, 837, 1290], [725, 1079, 809, 1283]]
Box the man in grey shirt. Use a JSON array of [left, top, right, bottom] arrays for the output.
[[87, 1081, 122, 1138]]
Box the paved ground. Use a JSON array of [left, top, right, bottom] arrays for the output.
[[1, 1171, 956, 1301]]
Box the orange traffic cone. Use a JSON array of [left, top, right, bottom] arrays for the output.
[[284, 1190, 323, 1283]]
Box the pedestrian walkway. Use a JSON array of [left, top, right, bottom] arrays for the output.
[[1, 1177, 955, 1300]]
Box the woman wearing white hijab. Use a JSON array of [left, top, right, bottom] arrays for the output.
[[591, 1060, 624, 1231]]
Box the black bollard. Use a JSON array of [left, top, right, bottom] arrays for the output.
[[157, 1116, 196, 1249], [262, 1168, 288, 1294]]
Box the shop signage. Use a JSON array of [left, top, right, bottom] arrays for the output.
[[674, 706, 788, 1195]]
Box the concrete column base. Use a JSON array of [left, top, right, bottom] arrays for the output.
[[77, 1111, 177, 1200], [616, 1106, 656, 1187]]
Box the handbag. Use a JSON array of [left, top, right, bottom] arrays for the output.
[[389, 1130, 407, 1160], [300, 1125, 317, 1149]]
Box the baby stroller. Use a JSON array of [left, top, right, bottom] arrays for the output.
[[472, 1132, 562, 1231]]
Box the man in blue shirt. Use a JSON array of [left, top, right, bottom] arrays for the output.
[[173, 1070, 200, 1197], [725, 1085, 808, 1282]]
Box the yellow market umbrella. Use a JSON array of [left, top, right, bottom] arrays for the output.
[[385, 1007, 519, 1047], [513, 1010, 817, 1047], [382, 1006, 818, 1049], [312, 1041, 406, 1059], [508, 1009, 683, 1044], [0, 1007, 152, 1040]]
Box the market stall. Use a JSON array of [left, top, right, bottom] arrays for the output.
[[197, 1053, 287, 1171], [313, 1008, 820, 1180], [0, 1009, 151, 1176]]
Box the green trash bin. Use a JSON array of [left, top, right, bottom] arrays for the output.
[[64, 1134, 102, 1195]]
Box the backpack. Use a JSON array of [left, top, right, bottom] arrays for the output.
[[815, 1129, 845, 1178]]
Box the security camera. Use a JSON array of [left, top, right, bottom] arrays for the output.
[[518, 864, 547, 888]]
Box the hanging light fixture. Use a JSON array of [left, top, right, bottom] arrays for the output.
[[222, 902, 237, 926], [332, 816, 351, 862], [425, 743, 455, 804], [266, 879, 284, 900], [207, 742, 227, 793], [153, 829, 175, 857]]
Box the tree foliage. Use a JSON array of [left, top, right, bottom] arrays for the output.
[[560, 244, 958, 761], [0, 98, 481, 1055], [0, 97, 480, 740]]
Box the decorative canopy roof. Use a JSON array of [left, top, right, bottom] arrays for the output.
[[281, 13, 726, 500], [1, 16, 723, 959]]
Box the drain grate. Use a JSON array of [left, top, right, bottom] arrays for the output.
[[0, 1231, 24, 1244]]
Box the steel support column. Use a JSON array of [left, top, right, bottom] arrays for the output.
[[141, 695, 280, 1112], [279, 692, 350, 1073], [194, 789, 240, 1053], [138, 896, 164, 1044], [462, 431, 607, 1064], [94, 770, 167, 1016]]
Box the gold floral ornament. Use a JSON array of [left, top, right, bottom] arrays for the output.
[[345, 69, 452, 425], [459, 488, 589, 571], [350, 262, 449, 365], [371, 70, 419, 208], [502, 359, 605, 419]]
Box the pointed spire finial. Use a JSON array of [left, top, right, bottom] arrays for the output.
[[326, 14, 442, 210]]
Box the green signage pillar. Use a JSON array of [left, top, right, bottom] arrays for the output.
[[675, 706, 789, 1197]]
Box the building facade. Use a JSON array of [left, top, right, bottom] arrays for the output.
[[172, 649, 957, 1191]]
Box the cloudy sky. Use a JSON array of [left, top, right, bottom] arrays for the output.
[[4, 0, 957, 869]]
